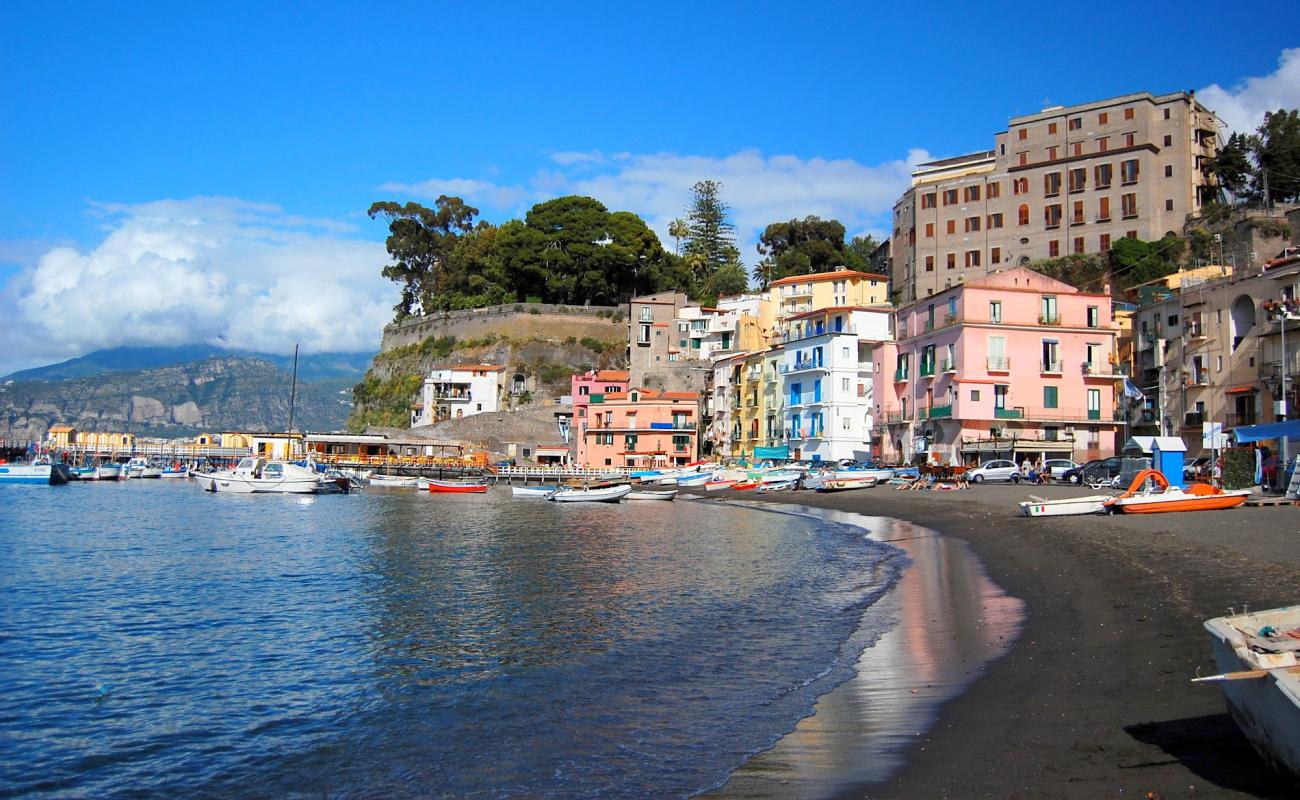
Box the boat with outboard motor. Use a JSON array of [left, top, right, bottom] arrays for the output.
[[427, 478, 488, 493], [512, 485, 559, 498]]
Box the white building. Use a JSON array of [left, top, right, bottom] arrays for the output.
[[411, 364, 506, 427], [779, 307, 892, 463]]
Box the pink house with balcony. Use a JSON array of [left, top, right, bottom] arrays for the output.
[[572, 369, 630, 466], [873, 267, 1122, 465], [578, 388, 699, 469]]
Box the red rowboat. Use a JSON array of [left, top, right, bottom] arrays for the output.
[[730, 481, 759, 490], [427, 479, 488, 494]]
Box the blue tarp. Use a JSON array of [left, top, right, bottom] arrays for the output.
[[1232, 419, 1300, 444], [753, 446, 790, 460]]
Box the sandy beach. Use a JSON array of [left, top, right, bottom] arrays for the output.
[[711, 482, 1300, 799]]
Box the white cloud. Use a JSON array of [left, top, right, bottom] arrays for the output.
[[1199, 47, 1300, 134], [377, 177, 528, 210], [8, 197, 391, 370]]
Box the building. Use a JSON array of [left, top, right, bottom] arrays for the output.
[[760, 268, 890, 334], [875, 267, 1122, 465], [410, 364, 507, 427], [778, 307, 891, 462], [890, 91, 1222, 302], [628, 291, 690, 382], [577, 388, 700, 469], [571, 369, 630, 466], [46, 426, 135, 451]]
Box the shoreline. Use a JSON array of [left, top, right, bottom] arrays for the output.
[[698, 483, 1300, 799]]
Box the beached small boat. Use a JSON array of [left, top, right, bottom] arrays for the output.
[[0, 461, 71, 485], [1017, 494, 1113, 517], [427, 479, 488, 494], [1105, 469, 1250, 514], [730, 481, 760, 490], [704, 479, 736, 491], [1199, 605, 1300, 781], [815, 476, 878, 492], [368, 474, 420, 488], [676, 472, 713, 487], [626, 488, 677, 501], [756, 479, 797, 493], [512, 485, 558, 498], [548, 484, 631, 503]]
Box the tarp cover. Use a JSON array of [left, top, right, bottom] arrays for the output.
[[1232, 419, 1300, 444], [753, 446, 790, 459]]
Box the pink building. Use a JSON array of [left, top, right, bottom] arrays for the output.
[[572, 369, 630, 466], [578, 388, 699, 469], [874, 267, 1122, 465]]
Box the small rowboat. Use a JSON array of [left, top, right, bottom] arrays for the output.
[[704, 479, 736, 491], [815, 476, 878, 492], [1017, 494, 1112, 517], [676, 472, 712, 487], [427, 479, 488, 494], [1104, 469, 1250, 514], [757, 479, 796, 493], [548, 484, 632, 503], [626, 488, 677, 501], [370, 474, 420, 488], [730, 481, 759, 490], [512, 485, 558, 498]]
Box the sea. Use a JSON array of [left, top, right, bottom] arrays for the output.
[[0, 481, 928, 799]]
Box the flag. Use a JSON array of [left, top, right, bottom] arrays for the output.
[[1122, 378, 1145, 402]]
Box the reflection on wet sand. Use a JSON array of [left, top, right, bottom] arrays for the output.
[[710, 507, 1025, 798]]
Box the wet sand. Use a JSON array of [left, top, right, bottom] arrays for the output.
[[708, 483, 1300, 799]]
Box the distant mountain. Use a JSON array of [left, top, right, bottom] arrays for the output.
[[4, 346, 374, 383]]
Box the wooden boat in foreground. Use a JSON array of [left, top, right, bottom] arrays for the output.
[[1018, 494, 1113, 517], [1104, 469, 1250, 514], [547, 484, 631, 503], [427, 479, 488, 494], [1199, 605, 1300, 781]]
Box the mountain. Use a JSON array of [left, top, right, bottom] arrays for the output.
[[3, 346, 375, 383], [0, 356, 356, 442]]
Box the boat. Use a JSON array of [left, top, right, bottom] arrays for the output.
[[1017, 494, 1113, 517], [427, 479, 488, 494], [676, 472, 713, 487], [125, 457, 163, 479], [704, 478, 736, 491], [1104, 469, 1251, 514], [548, 484, 632, 503], [0, 461, 71, 485], [368, 474, 420, 488], [192, 457, 334, 494], [815, 475, 879, 492], [157, 465, 189, 479], [512, 485, 559, 498], [730, 481, 760, 490], [756, 478, 797, 493], [69, 466, 100, 481], [97, 462, 126, 481], [1199, 605, 1300, 781], [626, 488, 677, 501]]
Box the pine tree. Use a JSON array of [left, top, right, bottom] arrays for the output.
[[683, 180, 742, 280]]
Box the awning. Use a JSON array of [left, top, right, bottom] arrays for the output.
[[1225, 385, 1259, 395], [1232, 419, 1300, 444], [753, 446, 790, 459]]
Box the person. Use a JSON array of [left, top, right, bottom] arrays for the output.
[[1020, 457, 1031, 478]]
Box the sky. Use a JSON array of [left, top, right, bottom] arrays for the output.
[[1, 2, 1298, 375]]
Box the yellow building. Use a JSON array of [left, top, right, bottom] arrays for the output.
[[46, 425, 135, 451], [736, 351, 765, 458], [759, 346, 786, 454], [759, 268, 890, 338]]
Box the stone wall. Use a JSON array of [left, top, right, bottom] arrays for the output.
[[380, 304, 624, 352]]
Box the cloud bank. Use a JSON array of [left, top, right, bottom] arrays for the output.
[[1199, 47, 1300, 134], [8, 197, 391, 370]]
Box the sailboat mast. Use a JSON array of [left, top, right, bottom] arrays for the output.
[[287, 344, 299, 434]]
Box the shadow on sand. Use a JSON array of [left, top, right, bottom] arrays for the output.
[[1125, 713, 1294, 798]]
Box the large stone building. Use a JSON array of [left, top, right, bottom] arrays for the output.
[[891, 91, 1221, 303]]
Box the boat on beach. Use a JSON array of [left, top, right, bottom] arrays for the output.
[[815, 476, 879, 492], [1017, 494, 1113, 517], [730, 480, 760, 490], [1104, 469, 1251, 514], [626, 488, 677, 501], [192, 457, 335, 494], [427, 479, 488, 493], [548, 483, 632, 503], [676, 472, 713, 487], [757, 478, 797, 493], [1199, 605, 1300, 781], [704, 478, 736, 491]]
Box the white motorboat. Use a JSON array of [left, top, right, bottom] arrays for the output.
[[1199, 605, 1300, 781], [192, 457, 332, 494], [1017, 494, 1113, 517], [626, 488, 677, 501], [368, 474, 420, 488], [125, 457, 163, 479], [512, 485, 559, 498], [97, 463, 126, 481], [69, 466, 100, 481], [547, 484, 632, 503]]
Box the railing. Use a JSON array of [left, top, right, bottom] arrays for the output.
[[942, 313, 959, 327], [781, 359, 826, 373], [788, 394, 824, 407], [894, 369, 910, 382], [941, 359, 956, 373], [884, 411, 911, 423], [923, 319, 935, 332], [994, 407, 1023, 419], [1187, 372, 1209, 386], [919, 363, 936, 377], [1039, 314, 1061, 325], [924, 405, 953, 419], [1186, 322, 1205, 338], [1183, 412, 1205, 427], [1040, 360, 1062, 373], [1017, 407, 1117, 422], [986, 357, 1010, 371]]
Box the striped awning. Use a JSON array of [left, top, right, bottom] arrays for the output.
[[1225, 385, 1258, 395]]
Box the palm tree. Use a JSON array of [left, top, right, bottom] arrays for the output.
[[668, 218, 689, 256]]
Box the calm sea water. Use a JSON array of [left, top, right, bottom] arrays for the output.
[[0, 481, 906, 799]]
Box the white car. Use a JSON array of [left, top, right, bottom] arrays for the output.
[[1042, 459, 1078, 479], [966, 459, 1020, 483]]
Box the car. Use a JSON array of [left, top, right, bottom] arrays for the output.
[[1182, 457, 1211, 480], [1061, 457, 1122, 485], [1042, 458, 1078, 481], [966, 459, 1020, 483]]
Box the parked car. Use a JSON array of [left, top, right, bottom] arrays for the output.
[[1041, 459, 1078, 481], [1062, 456, 1123, 485], [966, 459, 1020, 483], [1183, 457, 1211, 480]]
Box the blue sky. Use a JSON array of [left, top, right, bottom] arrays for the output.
[[1, 2, 1298, 373]]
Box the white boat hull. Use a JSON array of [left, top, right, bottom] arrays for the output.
[[548, 484, 632, 503], [97, 464, 126, 480], [626, 489, 677, 501], [676, 473, 712, 487], [192, 457, 332, 494], [369, 475, 419, 488], [1017, 495, 1112, 517], [512, 486, 558, 497]]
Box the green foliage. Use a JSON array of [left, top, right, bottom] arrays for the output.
[[374, 335, 458, 366], [347, 372, 424, 432], [1109, 234, 1186, 288], [1210, 132, 1257, 199], [368, 197, 480, 318], [1250, 217, 1292, 238], [1206, 109, 1300, 204], [681, 180, 745, 298], [754, 216, 855, 286], [844, 234, 879, 271], [1188, 227, 1215, 262], [1222, 448, 1255, 490], [1027, 254, 1110, 293]]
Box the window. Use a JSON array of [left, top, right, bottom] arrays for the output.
[[1047, 145, 1059, 161], [1163, 108, 1171, 120], [639, 306, 653, 321], [1044, 204, 1062, 228], [921, 192, 936, 209], [1048, 122, 1058, 134], [988, 182, 1000, 199], [841, 416, 851, 431], [925, 222, 934, 238], [1073, 236, 1085, 254], [638, 324, 651, 344], [1087, 305, 1099, 327], [1124, 132, 1135, 148], [1044, 386, 1059, 408], [988, 212, 1004, 228], [1072, 142, 1083, 157], [1099, 233, 1111, 251], [1098, 136, 1109, 152], [1164, 164, 1173, 177], [965, 250, 981, 267], [842, 377, 850, 391], [943, 189, 958, 205], [925, 255, 934, 272], [1165, 198, 1174, 211], [946, 253, 956, 269], [625, 434, 638, 451], [1163, 134, 1172, 147], [971, 389, 981, 401], [1069, 167, 1086, 193], [994, 384, 1009, 409], [1121, 193, 1138, 219], [1018, 204, 1030, 226], [1095, 163, 1113, 188], [1041, 296, 1058, 324], [964, 185, 981, 202], [946, 219, 956, 235], [989, 301, 1002, 323], [1048, 239, 1060, 257], [1069, 117, 1082, 131], [965, 216, 980, 232], [1121, 159, 1139, 184], [1124, 107, 1135, 121], [1087, 389, 1101, 419], [1072, 200, 1084, 225], [1018, 152, 1028, 166], [1018, 127, 1028, 140], [1013, 177, 1029, 195], [1044, 172, 1061, 196], [1126, 230, 1138, 239], [1098, 112, 1109, 124], [991, 246, 1002, 264], [1098, 196, 1111, 222]]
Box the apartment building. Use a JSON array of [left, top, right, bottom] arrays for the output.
[[411, 364, 506, 427], [578, 388, 699, 469], [891, 91, 1222, 302], [874, 268, 1122, 465], [571, 369, 631, 466], [761, 268, 889, 333]]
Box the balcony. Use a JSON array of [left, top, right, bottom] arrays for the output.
[[884, 411, 911, 423], [941, 359, 956, 373], [942, 313, 959, 327], [1183, 412, 1205, 428], [987, 357, 1011, 372], [1040, 360, 1063, 374], [1186, 372, 1209, 387], [1186, 322, 1206, 339], [994, 407, 1023, 419], [923, 405, 953, 419], [923, 319, 935, 332], [1039, 313, 1062, 326], [894, 369, 910, 382], [1225, 413, 1258, 429], [919, 363, 936, 378], [781, 359, 827, 374]]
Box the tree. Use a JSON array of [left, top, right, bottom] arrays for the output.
[[1257, 109, 1300, 203], [1210, 132, 1257, 200], [368, 197, 479, 318], [845, 234, 879, 271], [682, 180, 743, 289], [1109, 234, 1186, 288], [667, 218, 689, 256], [755, 215, 855, 283]]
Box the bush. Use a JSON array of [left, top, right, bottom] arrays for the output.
[[1222, 448, 1255, 490]]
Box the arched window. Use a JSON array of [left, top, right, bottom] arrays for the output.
[[1018, 204, 1030, 226], [1230, 295, 1255, 352]]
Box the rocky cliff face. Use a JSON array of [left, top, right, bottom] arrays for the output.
[[0, 357, 351, 441]]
